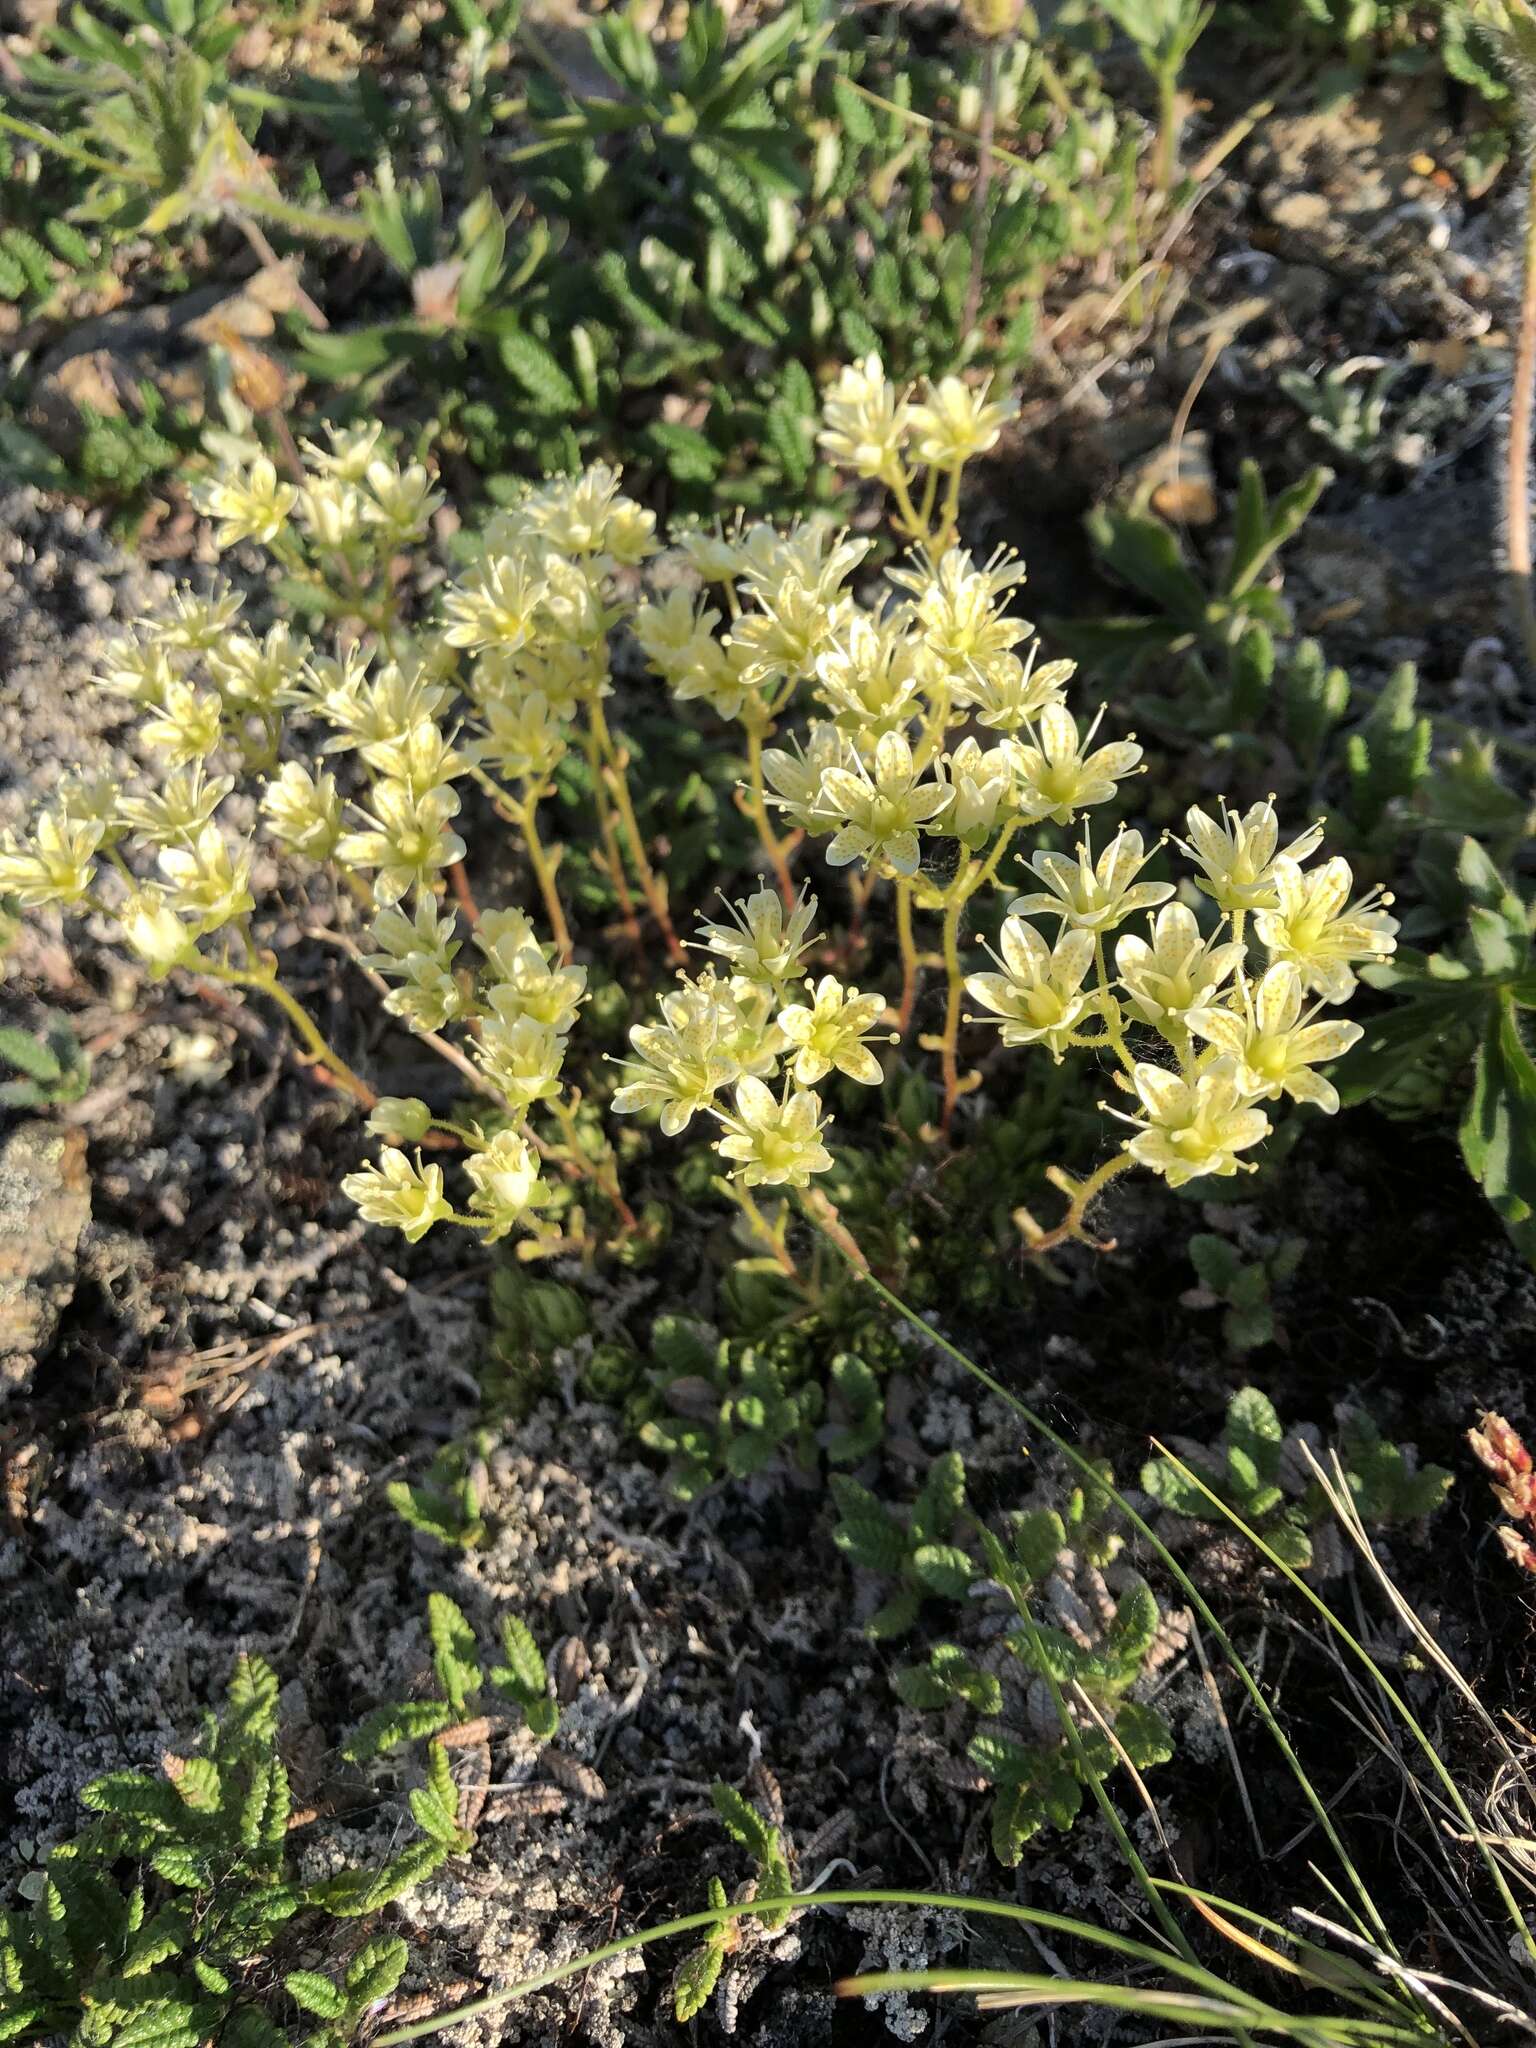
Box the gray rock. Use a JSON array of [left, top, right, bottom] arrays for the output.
[[0, 1120, 90, 1379]]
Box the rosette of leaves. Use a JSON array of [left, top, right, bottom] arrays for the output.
[[896, 1473, 1174, 1866], [0, 1656, 432, 2048], [1142, 1388, 1452, 1568], [639, 1315, 847, 1499], [829, 1449, 973, 1638]]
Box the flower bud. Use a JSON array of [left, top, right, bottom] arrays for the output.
[[367, 1096, 433, 1142]]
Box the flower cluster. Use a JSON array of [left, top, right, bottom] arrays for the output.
[[0, 357, 1397, 1263], [611, 887, 890, 1190], [965, 799, 1395, 1187]]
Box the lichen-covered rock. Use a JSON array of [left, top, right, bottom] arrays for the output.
[[0, 1119, 90, 1380]]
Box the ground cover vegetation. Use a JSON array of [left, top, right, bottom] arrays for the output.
[[4, 0, 1536, 2042]]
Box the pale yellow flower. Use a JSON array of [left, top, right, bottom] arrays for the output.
[[694, 887, 820, 992], [818, 729, 953, 876], [119, 764, 233, 845], [473, 1011, 567, 1110], [341, 1148, 451, 1242], [465, 1130, 550, 1242], [474, 691, 567, 783], [157, 823, 254, 935], [890, 546, 1031, 678], [814, 613, 925, 736], [817, 354, 911, 483], [481, 947, 587, 1041], [93, 637, 175, 706], [360, 717, 468, 790], [1253, 856, 1398, 1001], [317, 663, 451, 757], [729, 581, 848, 691], [1010, 827, 1172, 934], [139, 680, 225, 767], [518, 461, 657, 564], [261, 762, 344, 860], [195, 456, 297, 547], [954, 644, 1075, 733], [300, 420, 386, 479], [945, 735, 1014, 846], [1113, 904, 1245, 1030], [965, 918, 1097, 1058], [761, 723, 854, 834], [119, 887, 197, 976], [907, 375, 1018, 468], [1185, 963, 1363, 1113], [1177, 800, 1325, 917], [366, 1097, 433, 1142], [612, 977, 743, 1135], [335, 781, 464, 905], [441, 551, 548, 654], [362, 458, 444, 544], [778, 975, 891, 1085], [1117, 1058, 1271, 1188], [1012, 704, 1143, 825], [296, 477, 369, 552], [158, 583, 245, 654], [714, 1077, 833, 1187]]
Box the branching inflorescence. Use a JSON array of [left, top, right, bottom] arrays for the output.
[[0, 363, 1398, 1261]]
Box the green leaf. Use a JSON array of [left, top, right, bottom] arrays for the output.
[[285, 1972, 345, 2020], [1106, 1577, 1160, 1673], [1007, 1508, 1066, 1586], [310, 1839, 447, 1917], [674, 1936, 724, 2022], [344, 1935, 409, 2009], [426, 1592, 482, 1715], [1225, 1388, 1283, 1481], [490, 1615, 549, 1707], [342, 1699, 455, 1762], [409, 1743, 467, 1848], [497, 327, 581, 412], [892, 1664, 951, 1711], [1139, 1458, 1215, 1518], [709, 1782, 774, 1864], [0, 1027, 62, 1084], [866, 1588, 923, 1640], [829, 1475, 907, 1574], [1110, 1699, 1174, 1770], [642, 421, 722, 483], [1461, 997, 1536, 1219], [1084, 503, 1207, 626], [911, 1543, 975, 1598], [911, 1450, 966, 1547], [1189, 1233, 1241, 1296]]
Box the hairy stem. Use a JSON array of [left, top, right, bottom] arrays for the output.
[[724, 1179, 800, 1280], [1508, 146, 1536, 680], [742, 720, 798, 910], [518, 793, 573, 963], [1016, 1151, 1136, 1254], [548, 1096, 637, 1233], [207, 959, 376, 1108], [590, 700, 684, 963], [580, 711, 641, 943], [895, 879, 920, 1036]]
